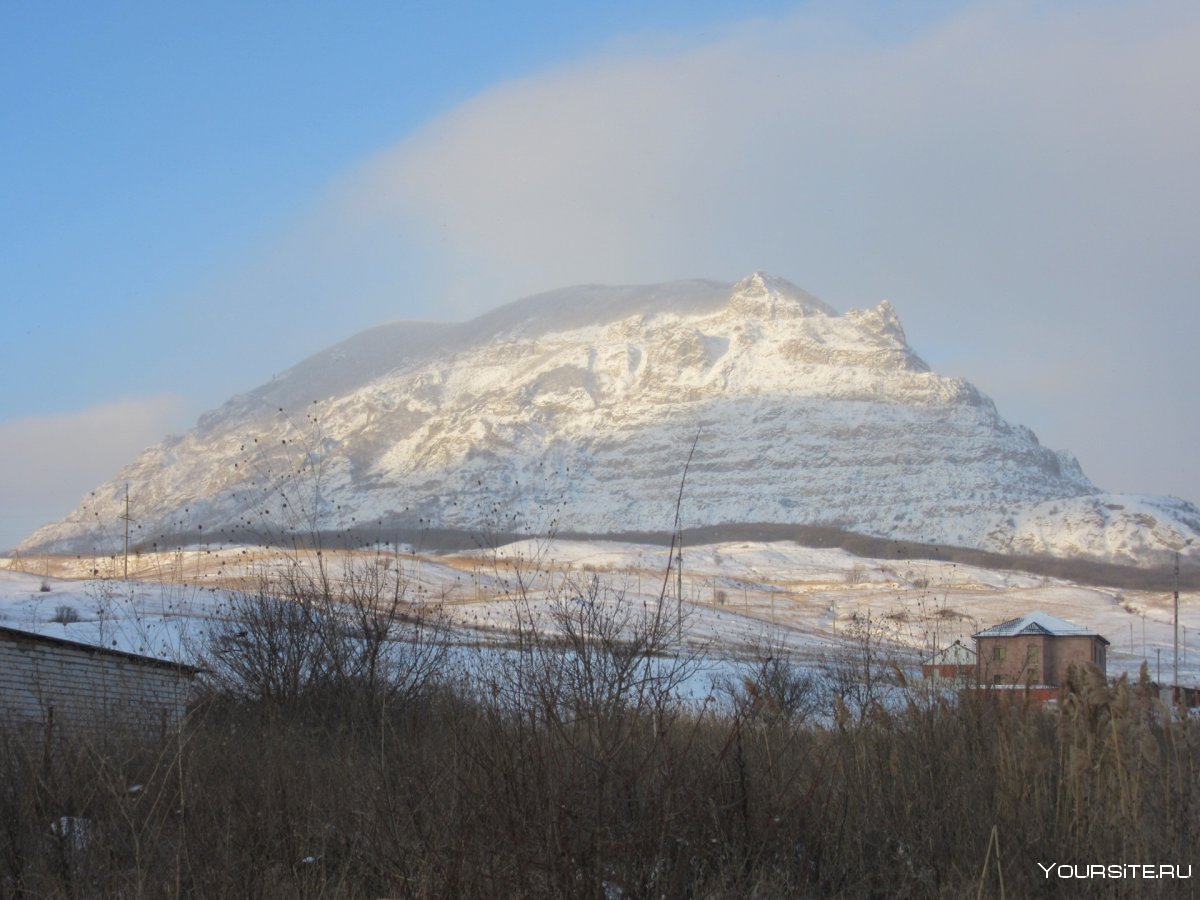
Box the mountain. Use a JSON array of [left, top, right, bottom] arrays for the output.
[[20, 274, 1200, 565]]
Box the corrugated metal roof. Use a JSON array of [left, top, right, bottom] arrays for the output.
[[972, 611, 1108, 643]]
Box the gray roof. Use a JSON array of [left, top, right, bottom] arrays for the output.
[[923, 639, 977, 665], [0, 625, 201, 673], [972, 611, 1109, 644]]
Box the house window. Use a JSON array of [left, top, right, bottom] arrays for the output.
[[1027, 668, 1040, 685], [1026, 646, 1040, 663], [993, 675, 1005, 685], [993, 646, 1005, 662]]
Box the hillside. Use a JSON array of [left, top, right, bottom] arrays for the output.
[[20, 274, 1200, 565]]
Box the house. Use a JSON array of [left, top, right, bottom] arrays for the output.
[[921, 639, 977, 684], [0, 625, 200, 734], [1157, 684, 1200, 710], [973, 611, 1108, 689]]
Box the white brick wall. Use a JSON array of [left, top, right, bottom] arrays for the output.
[[0, 629, 196, 732]]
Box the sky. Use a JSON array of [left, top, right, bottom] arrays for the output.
[[1, 0, 1197, 551]]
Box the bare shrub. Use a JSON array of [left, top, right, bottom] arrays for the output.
[[0, 638, 1197, 897], [441, 564, 725, 896], [200, 551, 448, 721], [822, 611, 908, 723], [50, 605, 80, 625], [729, 638, 822, 726]]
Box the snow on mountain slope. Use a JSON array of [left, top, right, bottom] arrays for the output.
[[19, 274, 1200, 566]]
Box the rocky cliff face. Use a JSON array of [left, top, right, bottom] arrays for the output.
[[21, 274, 1200, 565]]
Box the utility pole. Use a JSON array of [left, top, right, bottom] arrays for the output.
[[1174, 551, 1180, 689], [676, 528, 684, 645], [120, 484, 132, 580]]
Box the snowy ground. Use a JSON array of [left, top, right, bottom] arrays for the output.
[[2, 538, 1197, 686]]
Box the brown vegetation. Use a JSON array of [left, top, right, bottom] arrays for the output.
[[1, 564, 1197, 899]]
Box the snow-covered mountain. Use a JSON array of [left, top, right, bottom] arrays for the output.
[[20, 274, 1200, 565]]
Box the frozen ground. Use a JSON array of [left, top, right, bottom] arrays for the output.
[[2, 537, 1197, 686]]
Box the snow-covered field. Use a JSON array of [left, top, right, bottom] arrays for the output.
[[2, 538, 1197, 685]]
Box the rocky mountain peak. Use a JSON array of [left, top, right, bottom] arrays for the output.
[[18, 276, 1200, 567], [728, 272, 836, 319]]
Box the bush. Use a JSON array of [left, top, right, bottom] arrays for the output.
[[4, 560, 1195, 897], [200, 552, 449, 722], [50, 605, 79, 625]]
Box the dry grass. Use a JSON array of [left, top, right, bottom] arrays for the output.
[[1, 597, 1197, 898]]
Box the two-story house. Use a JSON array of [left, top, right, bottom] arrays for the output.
[[973, 611, 1108, 688]]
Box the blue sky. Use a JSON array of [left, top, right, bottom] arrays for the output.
[[2, 0, 1198, 550], [2, 1, 807, 414]]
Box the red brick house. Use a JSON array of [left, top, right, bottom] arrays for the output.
[[973, 611, 1108, 688], [921, 639, 977, 685]]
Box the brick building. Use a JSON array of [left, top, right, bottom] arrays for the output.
[[973, 611, 1108, 688], [0, 625, 199, 733]]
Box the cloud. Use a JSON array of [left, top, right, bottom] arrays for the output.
[[324, 1, 1198, 306], [209, 0, 1200, 500], [0, 395, 190, 551]]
